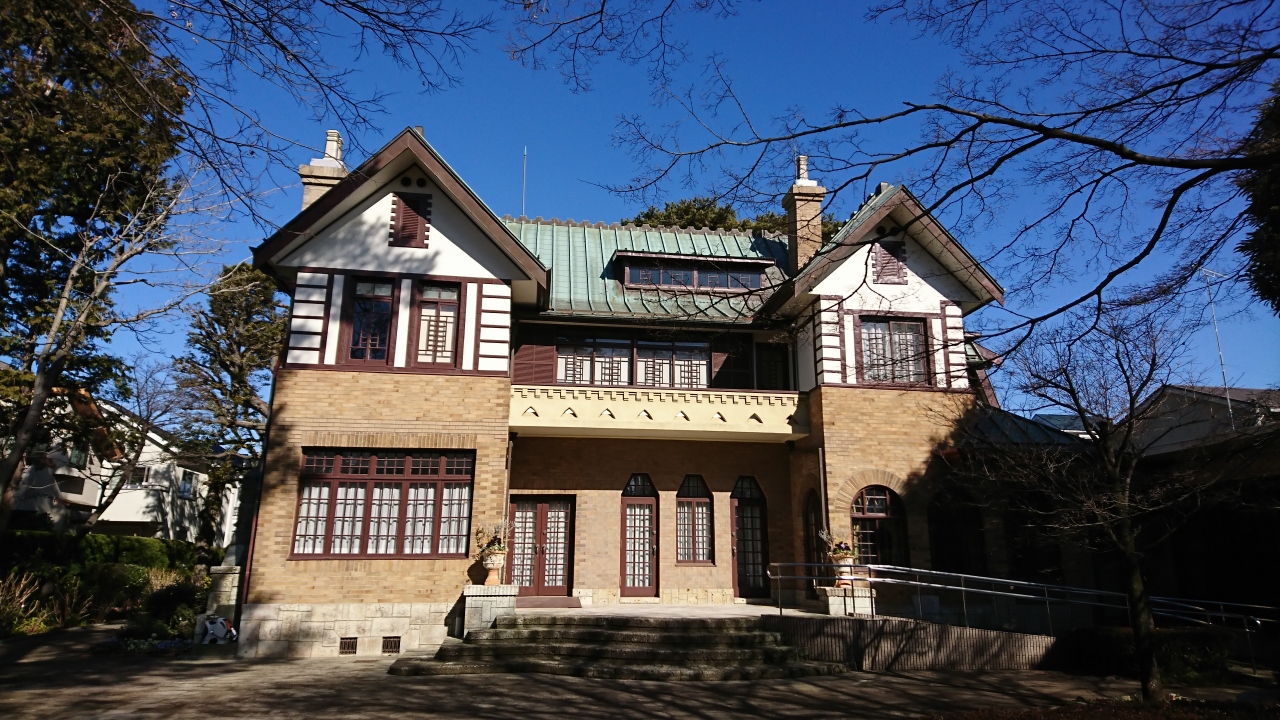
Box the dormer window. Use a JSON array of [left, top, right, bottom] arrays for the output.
[[626, 262, 762, 291]]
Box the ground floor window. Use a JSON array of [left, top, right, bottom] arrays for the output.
[[292, 449, 474, 558], [676, 475, 713, 563], [851, 485, 909, 565]]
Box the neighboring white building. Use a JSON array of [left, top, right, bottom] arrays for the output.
[[13, 401, 239, 546]]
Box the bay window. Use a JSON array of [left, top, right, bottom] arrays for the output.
[[292, 449, 474, 558]]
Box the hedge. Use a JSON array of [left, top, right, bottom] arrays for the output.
[[1059, 626, 1237, 682], [0, 530, 206, 574]]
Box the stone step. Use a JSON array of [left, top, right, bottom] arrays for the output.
[[437, 640, 801, 665], [388, 656, 849, 681], [465, 627, 784, 647], [496, 614, 765, 631]]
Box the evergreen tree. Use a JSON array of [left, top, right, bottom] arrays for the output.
[[623, 197, 843, 242], [1238, 82, 1280, 315]]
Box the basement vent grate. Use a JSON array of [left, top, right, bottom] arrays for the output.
[[339, 637, 357, 655], [382, 636, 401, 654]]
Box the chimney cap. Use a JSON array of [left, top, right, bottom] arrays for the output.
[[793, 154, 818, 188], [308, 129, 345, 169]]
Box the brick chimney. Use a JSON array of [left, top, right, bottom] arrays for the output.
[[783, 155, 826, 275], [298, 130, 347, 210]]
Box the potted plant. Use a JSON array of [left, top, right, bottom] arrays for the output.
[[828, 539, 859, 587], [474, 523, 510, 586]]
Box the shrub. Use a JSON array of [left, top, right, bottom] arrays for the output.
[[1, 531, 202, 573], [0, 572, 45, 636], [114, 537, 172, 569], [1062, 626, 1237, 682]]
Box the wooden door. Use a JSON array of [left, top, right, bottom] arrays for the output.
[[509, 496, 574, 596], [731, 476, 770, 598], [620, 497, 658, 597]]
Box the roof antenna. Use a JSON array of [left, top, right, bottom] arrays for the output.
[[522, 146, 528, 217], [1201, 268, 1235, 430]]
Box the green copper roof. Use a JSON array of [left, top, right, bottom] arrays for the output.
[[503, 216, 788, 323]]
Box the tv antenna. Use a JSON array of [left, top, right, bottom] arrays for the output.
[[521, 146, 527, 217], [1201, 268, 1234, 430]]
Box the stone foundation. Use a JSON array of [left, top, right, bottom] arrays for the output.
[[817, 586, 875, 616], [237, 602, 452, 658], [462, 584, 517, 633]]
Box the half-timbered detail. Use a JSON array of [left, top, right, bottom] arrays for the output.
[[241, 130, 1006, 658]]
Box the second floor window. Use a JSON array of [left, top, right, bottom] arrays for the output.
[[417, 283, 459, 365], [350, 281, 394, 362], [556, 341, 631, 385], [637, 343, 709, 389], [178, 470, 195, 499], [862, 319, 928, 384]]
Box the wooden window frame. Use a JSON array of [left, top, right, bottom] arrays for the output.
[[623, 261, 762, 294], [854, 314, 934, 387], [341, 278, 400, 366], [850, 485, 909, 566], [675, 475, 714, 565], [410, 281, 462, 369], [289, 448, 475, 560]]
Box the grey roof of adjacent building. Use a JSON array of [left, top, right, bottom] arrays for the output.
[[1165, 385, 1280, 408], [503, 216, 788, 323], [964, 407, 1083, 446]]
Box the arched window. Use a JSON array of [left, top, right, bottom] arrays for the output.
[[927, 487, 986, 575], [731, 477, 768, 597], [851, 486, 909, 566], [676, 475, 713, 563], [621, 474, 658, 596]]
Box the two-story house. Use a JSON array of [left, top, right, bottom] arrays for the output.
[[240, 129, 1002, 657]]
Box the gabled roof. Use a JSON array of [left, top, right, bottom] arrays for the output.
[[794, 184, 1004, 313], [962, 406, 1083, 446], [253, 128, 549, 293], [503, 216, 787, 323]]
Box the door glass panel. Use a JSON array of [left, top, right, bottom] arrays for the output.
[[543, 501, 571, 587], [624, 502, 654, 588], [736, 503, 766, 592], [511, 501, 537, 588]]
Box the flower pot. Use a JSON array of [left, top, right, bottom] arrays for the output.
[[481, 553, 505, 586], [831, 556, 857, 587]]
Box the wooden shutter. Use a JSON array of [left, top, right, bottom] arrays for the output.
[[390, 194, 432, 248], [512, 326, 557, 385], [872, 241, 907, 284]]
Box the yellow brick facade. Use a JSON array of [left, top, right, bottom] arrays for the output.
[[246, 369, 512, 606]]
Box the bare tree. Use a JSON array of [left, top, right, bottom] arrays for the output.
[[947, 306, 1247, 701], [0, 174, 222, 532], [80, 359, 182, 532], [508, 1, 1280, 337]]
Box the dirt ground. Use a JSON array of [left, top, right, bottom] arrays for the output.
[[0, 624, 1274, 719]]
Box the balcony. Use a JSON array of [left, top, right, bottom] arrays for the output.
[[509, 385, 810, 442]]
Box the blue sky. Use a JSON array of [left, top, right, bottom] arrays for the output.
[[126, 3, 1278, 395]]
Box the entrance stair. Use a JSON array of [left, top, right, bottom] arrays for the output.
[[388, 614, 848, 680]]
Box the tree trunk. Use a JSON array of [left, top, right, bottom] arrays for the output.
[[0, 369, 57, 534], [1120, 521, 1164, 702]]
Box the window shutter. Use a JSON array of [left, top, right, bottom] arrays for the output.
[[512, 328, 557, 384], [872, 241, 907, 284], [390, 194, 431, 248]]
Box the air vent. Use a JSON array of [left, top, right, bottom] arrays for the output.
[[382, 636, 401, 654], [339, 637, 357, 655]]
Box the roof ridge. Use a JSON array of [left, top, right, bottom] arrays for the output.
[[500, 214, 760, 236]]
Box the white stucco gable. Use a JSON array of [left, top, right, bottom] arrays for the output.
[[811, 226, 978, 314], [280, 168, 525, 281]]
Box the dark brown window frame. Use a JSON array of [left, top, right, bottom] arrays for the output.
[[675, 475, 714, 565], [623, 261, 764, 293], [851, 313, 936, 388], [289, 448, 475, 560], [389, 192, 432, 248], [342, 278, 400, 366], [409, 281, 462, 369], [850, 485, 909, 566]]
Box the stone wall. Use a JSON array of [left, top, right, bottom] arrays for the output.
[[763, 614, 1056, 671], [510, 436, 796, 602], [238, 602, 451, 658]]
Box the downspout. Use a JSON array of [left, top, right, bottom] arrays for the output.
[[238, 358, 281, 626], [817, 446, 830, 534]]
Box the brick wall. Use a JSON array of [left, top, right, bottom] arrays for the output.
[[814, 386, 975, 570], [246, 369, 512, 606], [510, 437, 796, 601]]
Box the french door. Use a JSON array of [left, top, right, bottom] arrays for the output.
[[732, 498, 770, 598], [620, 497, 658, 597], [508, 497, 573, 597]]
